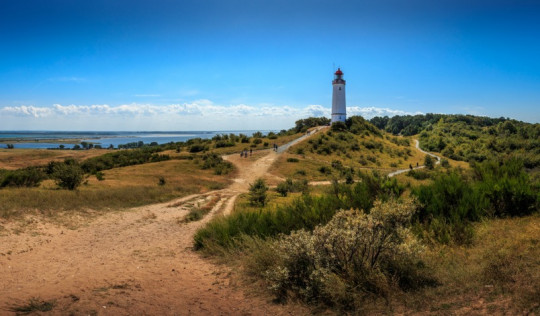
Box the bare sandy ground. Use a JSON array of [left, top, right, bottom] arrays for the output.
[[0, 144, 312, 315]]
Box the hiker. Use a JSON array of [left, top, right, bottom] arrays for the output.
[[409, 164, 413, 170], [249, 149, 252, 156], [240, 151, 244, 158], [416, 162, 419, 167]]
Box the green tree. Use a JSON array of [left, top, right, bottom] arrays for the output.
[[52, 159, 85, 190], [249, 178, 268, 206], [424, 155, 434, 169]]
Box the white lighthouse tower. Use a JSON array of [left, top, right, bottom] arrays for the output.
[[331, 68, 347, 124]]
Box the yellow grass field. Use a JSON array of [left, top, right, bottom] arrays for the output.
[[0, 148, 109, 170]]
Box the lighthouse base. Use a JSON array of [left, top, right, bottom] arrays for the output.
[[331, 114, 346, 124]]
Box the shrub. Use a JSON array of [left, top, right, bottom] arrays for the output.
[[158, 177, 166, 186], [0, 167, 46, 188], [189, 144, 207, 153], [249, 178, 268, 206], [276, 181, 290, 197], [424, 155, 434, 169], [407, 169, 431, 180], [265, 199, 434, 309], [331, 121, 347, 132], [441, 158, 450, 168], [295, 169, 306, 176], [52, 159, 85, 190], [286, 158, 299, 163], [95, 171, 105, 181], [200, 152, 233, 175], [318, 166, 331, 174]]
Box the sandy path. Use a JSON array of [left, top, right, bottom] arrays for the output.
[[0, 137, 315, 315]]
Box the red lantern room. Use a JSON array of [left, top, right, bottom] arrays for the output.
[[333, 68, 345, 83]]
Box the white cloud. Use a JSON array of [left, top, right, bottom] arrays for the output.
[[348, 106, 422, 119], [0, 102, 421, 130]]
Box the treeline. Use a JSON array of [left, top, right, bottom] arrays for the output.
[[369, 113, 509, 136]]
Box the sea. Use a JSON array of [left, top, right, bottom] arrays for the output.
[[0, 131, 274, 149]]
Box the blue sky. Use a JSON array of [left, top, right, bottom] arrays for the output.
[[1, 0, 539, 130]]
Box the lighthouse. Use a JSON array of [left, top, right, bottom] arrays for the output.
[[331, 68, 346, 124]]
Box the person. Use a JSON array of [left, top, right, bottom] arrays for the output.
[[409, 164, 413, 170], [240, 151, 244, 158], [250, 148, 252, 156], [416, 162, 419, 167]]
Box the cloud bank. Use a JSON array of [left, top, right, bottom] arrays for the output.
[[0, 101, 421, 130]]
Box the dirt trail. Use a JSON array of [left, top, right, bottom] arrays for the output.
[[0, 133, 321, 315]]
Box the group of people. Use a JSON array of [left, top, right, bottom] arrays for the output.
[[239, 144, 279, 158], [240, 149, 252, 158]]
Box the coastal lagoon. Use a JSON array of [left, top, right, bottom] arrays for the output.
[[0, 131, 273, 149]]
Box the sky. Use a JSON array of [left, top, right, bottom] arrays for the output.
[[1, 0, 539, 131]]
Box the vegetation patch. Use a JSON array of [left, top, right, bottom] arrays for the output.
[[9, 297, 56, 314]]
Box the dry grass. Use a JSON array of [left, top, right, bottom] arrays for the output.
[[397, 214, 540, 314], [0, 159, 233, 218], [0, 148, 109, 170]]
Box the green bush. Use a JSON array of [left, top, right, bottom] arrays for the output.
[[95, 171, 105, 181], [200, 152, 233, 175], [249, 178, 268, 206], [286, 158, 299, 163], [52, 159, 85, 190], [0, 167, 46, 188], [424, 155, 434, 169]]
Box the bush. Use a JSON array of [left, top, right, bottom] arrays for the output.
[[158, 177, 166, 186], [331, 121, 347, 132], [318, 166, 331, 174], [276, 181, 290, 197], [52, 159, 85, 190], [95, 171, 105, 181], [441, 158, 450, 168], [286, 158, 299, 163], [0, 167, 46, 188], [407, 169, 431, 180], [265, 199, 434, 309], [200, 152, 233, 175], [189, 144, 207, 153], [249, 178, 268, 206], [424, 155, 434, 169]]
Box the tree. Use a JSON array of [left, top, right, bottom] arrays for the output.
[[424, 155, 434, 170], [52, 159, 85, 190], [249, 178, 268, 206]]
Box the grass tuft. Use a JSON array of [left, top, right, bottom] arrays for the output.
[[9, 297, 56, 314]]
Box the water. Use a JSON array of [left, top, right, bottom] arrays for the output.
[[0, 130, 274, 149]]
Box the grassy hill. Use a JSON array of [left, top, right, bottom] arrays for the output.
[[269, 117, 427, 182]]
